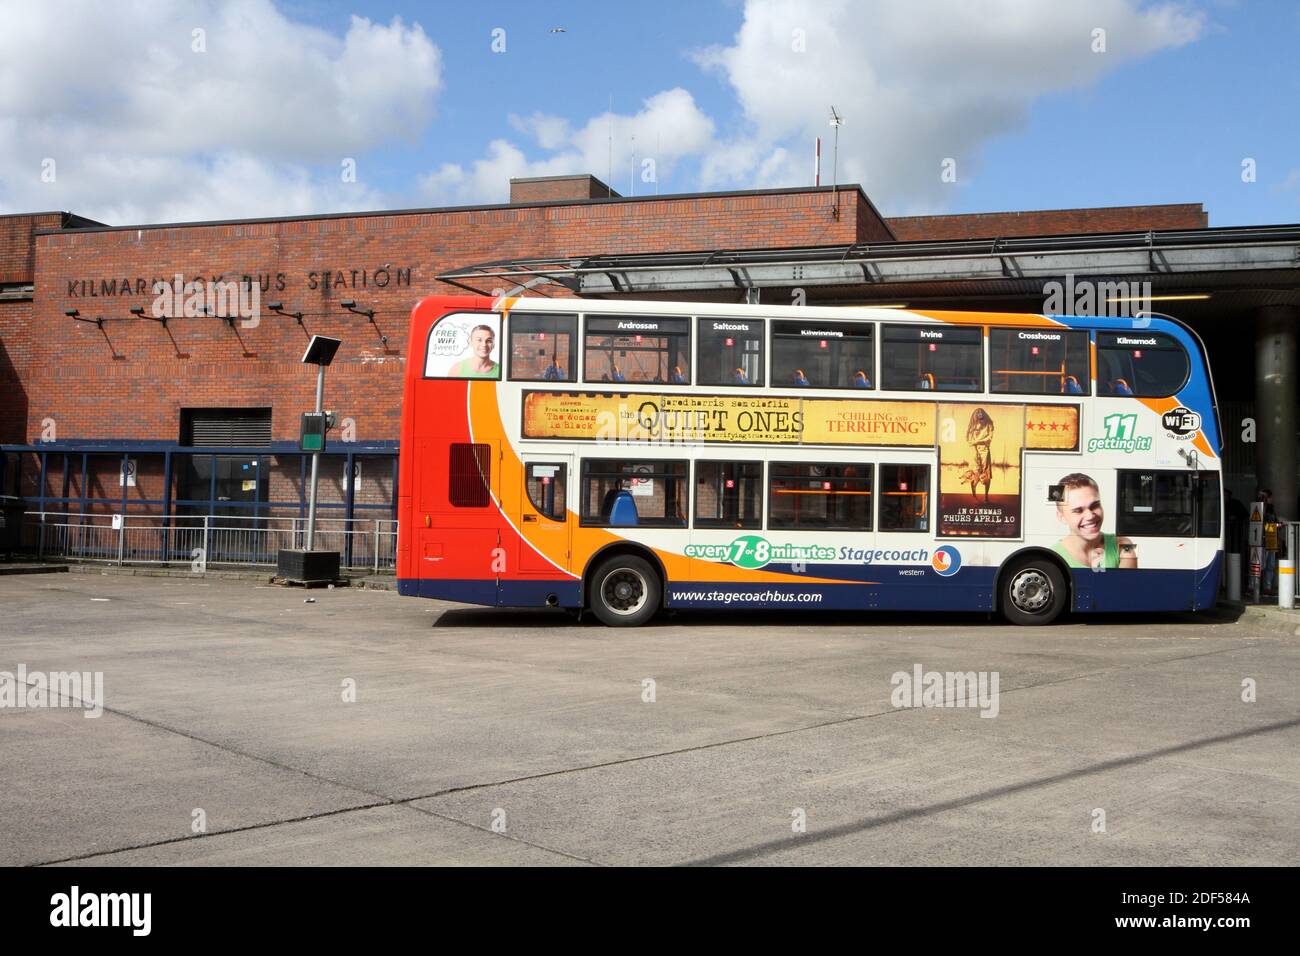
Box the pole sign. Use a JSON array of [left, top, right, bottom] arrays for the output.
[[300, 412, 328, 453]]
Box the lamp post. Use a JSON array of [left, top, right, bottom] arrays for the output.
[[277, 334, 342, 584]]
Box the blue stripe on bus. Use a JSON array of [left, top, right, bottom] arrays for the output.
[[398, 577, 582, 608], [401, 551, 1222, 614]]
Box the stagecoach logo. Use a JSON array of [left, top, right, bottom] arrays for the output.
[[931, 546, 962, 577], [1161, 406, 1201, 440]]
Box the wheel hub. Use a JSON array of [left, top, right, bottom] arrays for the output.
[[1010, 569, 1052, 613], [603, 570, 647, 615]]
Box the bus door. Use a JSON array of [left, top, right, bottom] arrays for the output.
[[517, 454, 573, 575]]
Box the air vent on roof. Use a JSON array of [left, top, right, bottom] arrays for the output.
[[180, 408, 272, 447]]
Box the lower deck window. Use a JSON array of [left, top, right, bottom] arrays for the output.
[[769, 462, 873, 531], [525, 462, 567, 520], [695, 461, 762, 529], [878, 464, 930, 532], [580, 459, 688, 527], [1117, 470, 1194, 536]]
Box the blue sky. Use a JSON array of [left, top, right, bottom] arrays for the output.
[[2, 0, 1296, 226]]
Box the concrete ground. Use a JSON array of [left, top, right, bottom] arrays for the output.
[[1, 571, 1297, 867]]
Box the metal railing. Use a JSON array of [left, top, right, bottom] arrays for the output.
[[24, 512, 397, 572]]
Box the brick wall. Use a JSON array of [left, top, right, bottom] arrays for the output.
[[15, 187, 865, 447], [886, 204, 1208, 241]]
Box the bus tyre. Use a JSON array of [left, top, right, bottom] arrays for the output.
[[589, 555, 660, 627], [1000, 558, 1067, 626]]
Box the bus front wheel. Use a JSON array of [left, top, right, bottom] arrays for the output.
[[1000, 558, 1067, 626], [589, 555, 660, 627]]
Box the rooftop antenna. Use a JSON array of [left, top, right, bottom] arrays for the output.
[[828, 106, 843, 219], [630, 133, 636, 197], [607, 94, 613, 198]]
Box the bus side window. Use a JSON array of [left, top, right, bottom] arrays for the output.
[[525, 463, 567, 520], [508, 313, 577, 382], [1096, 333, 1189, 397], [989, 328, 1090, 396], [880, 325, 982, 393], [1117, 470, 1195, 536], [879, 464, 930, 532], [695, 461, 762, 529]]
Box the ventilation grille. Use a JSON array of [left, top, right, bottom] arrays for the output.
[[181, 408, 272, 447]]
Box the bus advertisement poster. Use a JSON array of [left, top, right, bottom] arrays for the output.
[[938, 403, 1025, 538]]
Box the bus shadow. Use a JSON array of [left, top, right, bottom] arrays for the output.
[[432, 607, 578, 629]]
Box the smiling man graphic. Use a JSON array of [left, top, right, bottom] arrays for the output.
[[1053, 472, 1137, 569], [448, 324, 499, 378]]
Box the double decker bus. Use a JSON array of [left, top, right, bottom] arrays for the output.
[[397, 295, 1222, 626]]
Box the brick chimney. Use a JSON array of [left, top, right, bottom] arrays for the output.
[[509, 174, 621, 204]]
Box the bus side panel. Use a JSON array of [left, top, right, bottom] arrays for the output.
[[666, 561, 996, 611]]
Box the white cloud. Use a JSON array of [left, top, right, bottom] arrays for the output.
[[0, 0, 440, 221], [420, 88, 716, 205], [693, 0, 1204, 211]]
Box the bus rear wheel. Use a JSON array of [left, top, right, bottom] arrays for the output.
[[1000, 558, 1067, 626], [589, 555, 660, 627]]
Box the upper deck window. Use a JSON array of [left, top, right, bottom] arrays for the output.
[[1096, 332, 1189, 397], [880, 324, 982, 392], [698, 318, 764, 387], [509, 313, 577, 383], [772, 320, 874, 389], [583, 316, 690, 385], [989, 328, 1090, 396]]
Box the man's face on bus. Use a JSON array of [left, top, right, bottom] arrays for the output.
[[470, 327, 494, 359], [1058, 484, 1104, 540]]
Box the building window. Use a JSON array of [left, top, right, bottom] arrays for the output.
[[698, 318, 764, 386], [509, 313, 577, 382], [583, 316, 690, 385], [1097, 332, 1189, 397], [580, 459, 688, 527], [769, 462, 873, 531], [525, 462, 567, 520], [448, 443, 492, 508], [694, 461, 763, 529], [880, 324, 983, 393], [878, 464, 930, 532], [772, 320, 874, 389], [1117, 470, 1194, 536], [989, 328, 1090, 395]]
